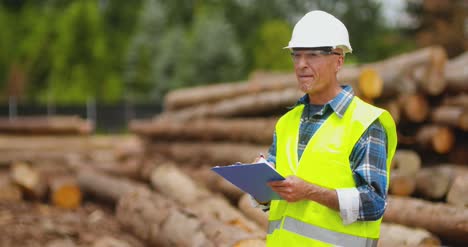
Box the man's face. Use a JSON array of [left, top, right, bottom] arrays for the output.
[[291, 48, 343, 95]]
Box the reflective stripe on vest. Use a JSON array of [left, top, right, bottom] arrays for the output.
[[268, 217, 378, 247], [267, 219, 282, 234]]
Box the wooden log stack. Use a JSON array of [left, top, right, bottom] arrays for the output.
[[2, 46, 466, 246], [130, 46, 468, 246], [0, 116, 94, 135]]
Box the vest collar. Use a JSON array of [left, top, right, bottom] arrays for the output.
[[292, 85, 355, 118]]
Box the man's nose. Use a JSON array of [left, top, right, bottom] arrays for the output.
[[295, 56, 309, 68]]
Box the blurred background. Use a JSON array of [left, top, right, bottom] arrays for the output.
[[1, 0, 465, 131], [0, 0, 467, 247]]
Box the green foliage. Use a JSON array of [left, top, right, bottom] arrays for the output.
[[253, 20, 292, 71], [43, 0, 121, 104], [124, 0, 244, 101], [0, 0, 417, 105]]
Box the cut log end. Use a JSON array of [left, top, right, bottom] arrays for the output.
[[402, 94, 429, 123], [423, 46, 447, 95], [359, 68, 383, 99], [51, 184, 82, 209], [431, 127, 455, 154]]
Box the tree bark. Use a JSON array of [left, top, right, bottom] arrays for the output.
[[399, 93, 430, 123], [0, 116, 93, 135], [383, 196, 468, 245], [416, 125, 455, 154], [11, 162, 47, 199], [181, 165, 244, 203], [77, 169, 147, 203], [148, 163, 265, 235], [378, 223, 440, 247], [391, 150, 421, 176], [238, 194, 269, 230], [447, 174, 468, 207], [445, 51, 468, 92], [431, 105, 468, 131], [364, 46, 447, 97], [131, 118, 277, 145], [79, 169, 264, 246], [442, 93, 468, 107], [0, 173, 22, 202], [147, 142, 269, 166], [415, 166, 455, 200], [164, 72, 298, 111], [389, 173, 416, 197], [157, 88, 303, 121]]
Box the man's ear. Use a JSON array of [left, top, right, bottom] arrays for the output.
[[336, 55, 344, 72]]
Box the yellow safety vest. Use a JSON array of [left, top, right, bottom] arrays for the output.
[[267, 96, 397, 247]]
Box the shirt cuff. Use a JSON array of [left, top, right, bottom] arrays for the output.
[[336, 188, 360, 225]]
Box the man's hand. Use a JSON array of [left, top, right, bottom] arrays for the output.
[[268, 176, 340, 211], [268, 176, 316, 202]]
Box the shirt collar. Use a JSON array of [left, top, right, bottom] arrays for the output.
[[294, 85, 354, 118]]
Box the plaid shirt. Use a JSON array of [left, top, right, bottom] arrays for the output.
[[267, 86, 388, 221]]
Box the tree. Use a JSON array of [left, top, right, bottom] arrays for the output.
[[44, 0, 121, 104], [253, 20, 292, 71]]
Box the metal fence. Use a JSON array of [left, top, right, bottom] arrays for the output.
[[0, 101, 162, 133]]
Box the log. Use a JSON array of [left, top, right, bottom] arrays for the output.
[[445, 51, 468, 92], [181, 165, 244, 202], [399, 93, 430, 123], [115, 182, 264, 246], [383, 196, 468, 245], [442, 93, 468, 107], [449, 143, 468, 164], [11, 162, 47, 199], [389, 150, 424, 197], [431, 105, 468, 131], [389, 173, 415, 197], [0, 116, 93, 135], [391, 149, 421, 176], [131, 118, 276, 145], [78, 170, 217, 246], [157, 88, 303, 121], [149, 163, 264, 235], [447, 174, 468, 207], [358, 68, 384, 99], [0, 173, 22, 202], [148, 142, 269, 166], [93, 236, 133, 247], [377, 223, 441, 247], [49, 176, 82, 209], [238, 194, 269, 230], [410, 46, 448, 95], [415, 166, 455, 200], [77, 169, 147, 203], [416, 125, 455, 154], [364, 46, 447, 97], [163, 67, 367, 111], [165, 72, 298, 111]]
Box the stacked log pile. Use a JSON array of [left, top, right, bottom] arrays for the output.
[[131, 46, 468, 246], [0, 134, 148, 246], [1, 46, 466, 246], [0, 116, 94, 135]]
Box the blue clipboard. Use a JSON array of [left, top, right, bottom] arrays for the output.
[[211, 162, 285, 202]]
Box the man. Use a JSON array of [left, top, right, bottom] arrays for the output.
[[254, 10, 397, 246]]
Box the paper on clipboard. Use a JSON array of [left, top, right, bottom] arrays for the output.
[[211, 162, 285, 202]]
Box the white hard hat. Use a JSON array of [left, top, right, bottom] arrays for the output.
[[285, 10, 352, 53]]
